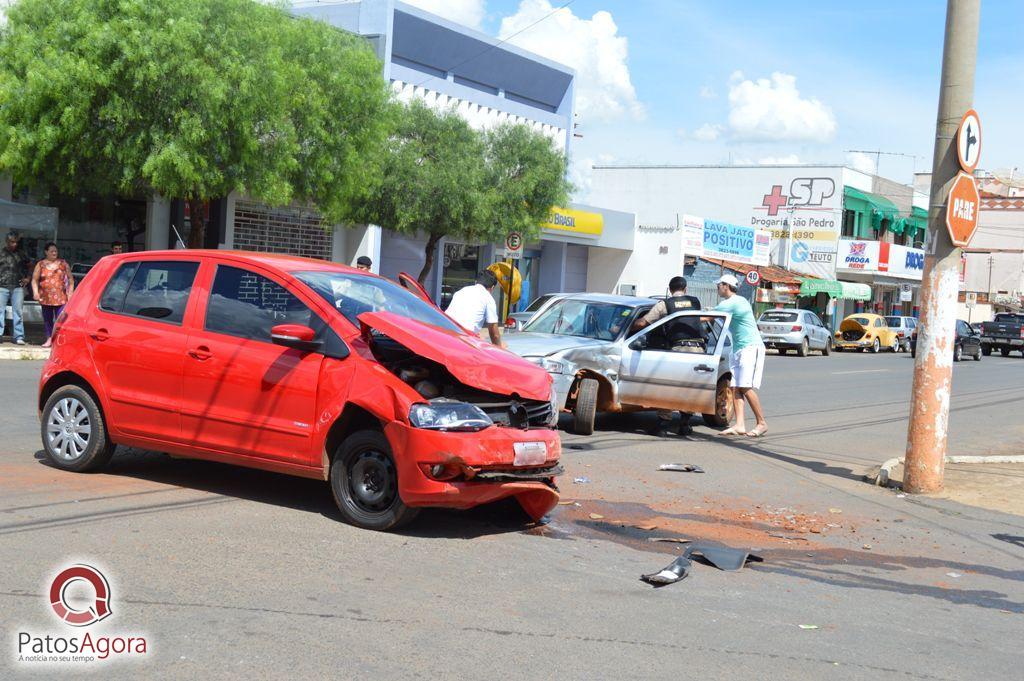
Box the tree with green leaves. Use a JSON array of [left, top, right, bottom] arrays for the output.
[[356, 100, 571, 284], [0, 0, 392, 246]]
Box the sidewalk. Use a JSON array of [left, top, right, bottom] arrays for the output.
[[0, 340, 49, 360], [885, 460, 1024, 516]]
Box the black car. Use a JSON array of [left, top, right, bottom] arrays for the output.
[[910, 319, 982, 361]]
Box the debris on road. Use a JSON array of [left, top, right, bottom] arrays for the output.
[[862, 544, 873, 550], [658, 463, 705, 473], [829, 508, 843, 514], [640, 555, 692, 586], [557, 500, 577, 505], [589, 513, 605, 520], [798, 624, 819, 630], [648, 537, 692, 544], [946, 572, 962, 578], [573, 477, 591, 484], [687, 544, 763, 572], [641, 544, 763, 586]]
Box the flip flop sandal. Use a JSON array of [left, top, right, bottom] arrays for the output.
[[746, 425, 768, 438], [719, 427, 746, 437]]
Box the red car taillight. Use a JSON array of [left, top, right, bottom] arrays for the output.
[[791, 325, 802, 332]]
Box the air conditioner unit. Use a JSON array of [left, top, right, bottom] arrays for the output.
[[617, 283, 637, 297]]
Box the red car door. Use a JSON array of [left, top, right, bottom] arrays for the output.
[[87, 258, 200, 443], [180, 262, 325, 464]]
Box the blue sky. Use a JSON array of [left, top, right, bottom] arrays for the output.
[[412, 0, 1024, 197]]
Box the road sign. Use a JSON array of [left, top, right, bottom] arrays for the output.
[[504, 232, 524, 259], [965, 291, 977, 308], [945, 172, 980, 247], [900, 283, 913, 302], [956, 109, 981, 173], [745, 270, 761, 286]]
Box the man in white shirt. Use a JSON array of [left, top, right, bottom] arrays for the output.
[[445, 270, 502, 345]]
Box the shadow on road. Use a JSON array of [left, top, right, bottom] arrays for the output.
[[31, 448, 535, 540]]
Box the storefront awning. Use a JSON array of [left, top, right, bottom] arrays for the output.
[[844, 186, 905, 233], [799, 278, 872, 301]]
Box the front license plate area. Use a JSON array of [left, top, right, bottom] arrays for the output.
[[513, 441, 548, 466]]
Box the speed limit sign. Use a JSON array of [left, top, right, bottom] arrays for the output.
[[745, 270, 761, 286]]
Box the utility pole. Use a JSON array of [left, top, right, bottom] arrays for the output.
[[904, 0, 981, 494]]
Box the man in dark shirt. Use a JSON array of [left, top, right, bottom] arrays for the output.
[[634, 276, 703, 436], [0, 231, 31, 345]]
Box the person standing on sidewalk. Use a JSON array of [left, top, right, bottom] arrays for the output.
[[633, 276, 703, 436], [0, 231, 31, 345], [714, 274, 768, 437], [31, 242, 74, 348], [445, 270, 502, 346]]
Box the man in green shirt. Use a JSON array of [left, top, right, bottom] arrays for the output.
[[714, 274, 768, 437]]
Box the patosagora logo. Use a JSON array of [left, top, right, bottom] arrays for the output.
[[49, 564, 112, 626], [14, 563, 148, 666]]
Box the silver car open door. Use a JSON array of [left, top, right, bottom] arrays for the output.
[[618, 311, 731, 414]]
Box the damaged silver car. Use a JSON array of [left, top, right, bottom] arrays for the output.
[[504, 293, 735, 435]]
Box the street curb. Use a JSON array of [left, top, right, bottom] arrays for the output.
[[868, 455, 1024, 487], [0, 345, 50, 361]]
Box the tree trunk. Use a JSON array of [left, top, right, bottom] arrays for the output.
[[418, 232, 442, 284], [187, 198, 206, 249]]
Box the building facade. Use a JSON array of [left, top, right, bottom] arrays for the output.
[[589, 164, 928, 327]]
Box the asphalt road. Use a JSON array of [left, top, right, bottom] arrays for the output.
[[2, 350, 1023, 680]]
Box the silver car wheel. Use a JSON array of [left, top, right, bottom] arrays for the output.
[[46, 397, 92, 460]]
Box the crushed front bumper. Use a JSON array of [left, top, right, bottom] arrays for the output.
[[384, 422, 562, 521]]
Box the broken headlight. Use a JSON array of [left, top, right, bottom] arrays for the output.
[[409, 400, 493, 432]]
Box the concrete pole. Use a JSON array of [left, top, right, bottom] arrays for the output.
[[904, 0, 980, 494]]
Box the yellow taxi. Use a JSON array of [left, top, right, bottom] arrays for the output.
[[834, 313, 901, 353]]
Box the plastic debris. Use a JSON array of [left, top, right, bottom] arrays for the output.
[[657, 463, 705, 473], [640, 555, 691, 586], [828, 508, 843, 514], [862, 544, 872, 550], [557, 500, 576, 505], [798, 624, 819, 630], [648, 537, 692, 544], [588, 513, 604, 520], [641, 543, 763, 587], [946, 572, 962, 578], [572, 477, 591, 484]]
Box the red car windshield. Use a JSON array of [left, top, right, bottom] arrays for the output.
[[296, 271, 462, 334]]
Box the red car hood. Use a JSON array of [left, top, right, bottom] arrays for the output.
[[358, 311, 552, 402]]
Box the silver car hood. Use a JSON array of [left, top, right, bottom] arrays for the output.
[[504, 332, 614, 357]]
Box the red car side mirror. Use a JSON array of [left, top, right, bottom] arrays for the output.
[[271, 324, 320, 352]]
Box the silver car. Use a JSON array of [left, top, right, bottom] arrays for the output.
[[504, 293, 735, 435], [504, 293, 566, 332], [757, 309, 833, 356], [885, 315, 917, 352]]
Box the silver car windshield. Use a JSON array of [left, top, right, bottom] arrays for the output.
[[524, 299, 634, 340], [296, 271, 462, 333]]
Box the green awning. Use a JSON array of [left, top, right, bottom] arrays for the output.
[[799, 278, 872, 301], [909, 206, 929, 235], [844, 186, 902, 234]]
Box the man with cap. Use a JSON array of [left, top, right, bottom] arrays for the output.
[[714, 273, 767, 437], [355, 256, 372, 272], [633, 275, 702, 436], [0, 231, 31, 345]]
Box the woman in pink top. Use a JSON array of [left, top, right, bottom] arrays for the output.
[[32, 242, 74, 347]]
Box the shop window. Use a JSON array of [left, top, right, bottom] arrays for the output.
[[441, 243, 480, 309]]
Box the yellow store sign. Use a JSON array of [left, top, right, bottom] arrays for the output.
[[542, 206, 603, 237]]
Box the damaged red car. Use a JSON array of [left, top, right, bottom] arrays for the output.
[[38, 252, 562, 530]]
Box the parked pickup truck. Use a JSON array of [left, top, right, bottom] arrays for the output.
[[980, 313, 1024, 357]]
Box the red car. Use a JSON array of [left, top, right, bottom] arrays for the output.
[[38, 251, 562, 530]]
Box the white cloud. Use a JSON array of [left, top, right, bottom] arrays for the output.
[[727, 71, 836, 143], [569, 153, 615, 202], [498, 0, 644, 122], [758, 155, 802, 165], [403, 0, 486, 30], [693, 123, 723, 142], [699, 85, 717, 99], [846, 151, 877, 174]]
